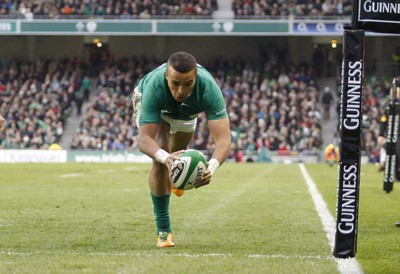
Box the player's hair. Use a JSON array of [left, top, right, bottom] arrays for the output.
[[167, 51, 197, 73]]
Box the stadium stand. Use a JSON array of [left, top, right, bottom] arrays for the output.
[[69, 54, 159, 150], [361, 79, 392, 163], [232, 0, 353, 18], [0, 0, 218, 19], [0, 57, 87, 149], [0, 0, 353, 19]]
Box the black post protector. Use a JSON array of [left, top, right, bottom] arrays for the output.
[[383, 79, 399, 193], [352, 0, 400, 34], [333, 29, 365, 259]]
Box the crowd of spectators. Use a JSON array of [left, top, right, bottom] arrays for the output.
[[0, 0, 352, 19], [361, 78, 394, 164], [0, 57, 87, 149], [0, 0, 218, 19], [69, 50, 324, 161], [211, 56, 323, 161], [232, 0, 353, 18], [70, 54, 156, 150]]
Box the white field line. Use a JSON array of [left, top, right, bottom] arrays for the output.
[[59, 169, 115, 178], [59, 173, 83, 178], [0, 250, 333, 261], [97, 169, 115, 173], [124, 166, 139, 171], [299, 163, 363, 274]]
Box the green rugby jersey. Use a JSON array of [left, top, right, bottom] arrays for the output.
[[138, 63, 227, 126]]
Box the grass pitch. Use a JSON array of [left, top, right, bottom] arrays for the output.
[[0, 163, 399, 273]]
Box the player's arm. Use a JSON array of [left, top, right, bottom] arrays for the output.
[[208, 117, 231, 166], [195, 116, 231, 188], [137, 123, 181, 170]]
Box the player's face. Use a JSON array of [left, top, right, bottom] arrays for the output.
[[165, 66, 196, 103]]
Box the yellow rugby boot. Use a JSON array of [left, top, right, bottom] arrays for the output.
[[157, 232, 175, 248]]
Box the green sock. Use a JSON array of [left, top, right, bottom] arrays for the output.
[[150, 192, 172, 235]]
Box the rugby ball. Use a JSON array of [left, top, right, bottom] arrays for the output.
[[170, 149, 207, 190]]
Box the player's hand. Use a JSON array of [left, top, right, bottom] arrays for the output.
[[194, 158, 220, 189], [194, 169, 211, 189], [165, 150, 185, 171]]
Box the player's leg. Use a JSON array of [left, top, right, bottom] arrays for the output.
[[152, 130, 194, 247], [148, 120, 176, 247], [132, 89, 175, 247], [152, 115, 196, 246], [149, 119, 172, 195], [151, 128, 194, 247], [170, 131, 194, 152]]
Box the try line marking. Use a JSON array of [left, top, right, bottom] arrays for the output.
[[0, 250, 333, 261], [299, 163, 363, 274]]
